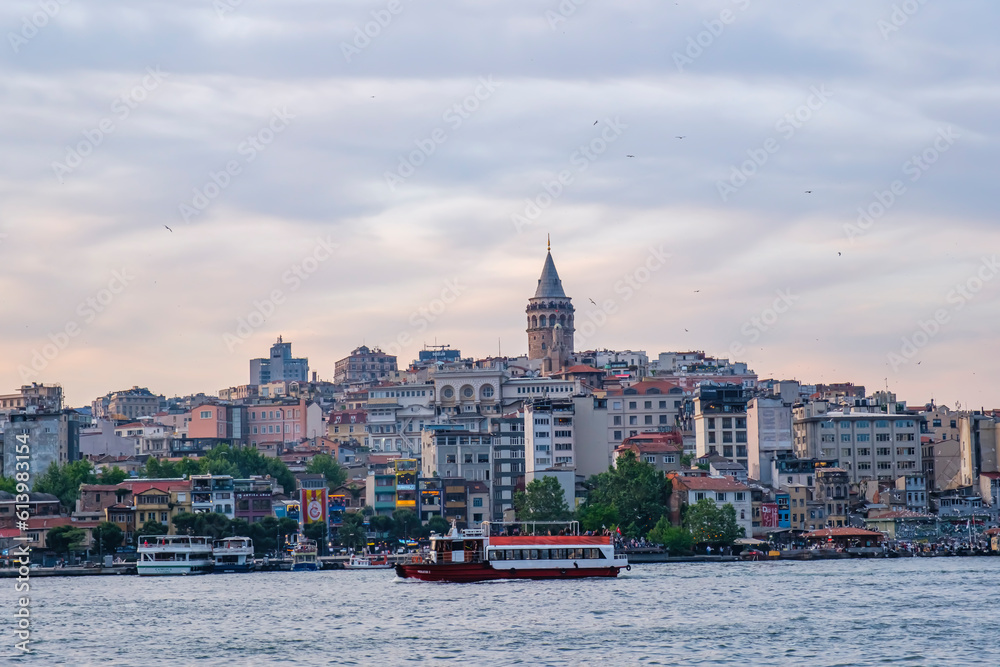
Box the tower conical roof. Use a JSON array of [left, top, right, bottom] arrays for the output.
[[533, 252, 567, 298]]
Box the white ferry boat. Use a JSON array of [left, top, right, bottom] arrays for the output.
[[137, 535, 214, 576], [213, 537, 255, 573]]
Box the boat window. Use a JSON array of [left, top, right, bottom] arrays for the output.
[[527, 549, 538, 560], [505, 550, 514, 560], [573, 548, 585, 559], [538, 549, 549, 560], [490, 550, 504, 561], [512, 549, 523, 560]]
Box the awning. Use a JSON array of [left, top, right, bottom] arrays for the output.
[[734, 537, 766, 545]]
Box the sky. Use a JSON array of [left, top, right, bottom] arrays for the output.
[[1, 1, 998, 409]]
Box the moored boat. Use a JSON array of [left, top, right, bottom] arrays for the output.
[[137, 535, 214, 576], [291, 537, 319, 571], [345, 554, 393, 570], [395, 522, 628, 582], [213, 537, 256, 573]]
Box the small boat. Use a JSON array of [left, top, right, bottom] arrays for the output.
[[345, 554, 393, 569], [291, 537, 319, 572], [137, 535, 214, 576], [213, 537, 256, 573], [395, 521, 628, 582]]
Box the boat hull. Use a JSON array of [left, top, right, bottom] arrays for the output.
[[137, 563, 214, 576], [395, 562, 621, 582], [292, 563, 319, 572], [213, 562, 255, 573]]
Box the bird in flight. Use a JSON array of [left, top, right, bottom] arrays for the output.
[[804, 190, 813, 194], [693, 290, 700, 293], [838, 252, 842, 256], [588, 298, 597, 305], [164, 225, 173, 232], [626, 154, 635, 158], [593, 120, 598, 125], [675, 136, 686, 139]]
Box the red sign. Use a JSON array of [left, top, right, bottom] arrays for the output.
[[761, 503, 779, 528]]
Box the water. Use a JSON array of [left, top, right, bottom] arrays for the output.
[[7, 558, 1000, 666]]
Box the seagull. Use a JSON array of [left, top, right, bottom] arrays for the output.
[[693, 290, 700, 293], [838, 252, 842, 256], [626, 154, 635, 158], [593, 120, 598, 125], [675, 136, 686, 139], [804, 190, 813, 194], [684, 328, 689, 332], [917, 361, 922, 365], [164, 225, 173, 232], [588, 298, 597, 305]]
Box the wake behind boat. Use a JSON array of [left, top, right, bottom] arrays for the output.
[[395, 521, 628, 582]]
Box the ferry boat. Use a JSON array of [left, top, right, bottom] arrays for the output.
[[395, 522, 629, 582], [345, 554, 393, 570], [137, 535, 214, 576], [213, 537, 256, 573], [291, 538, 319, 571]]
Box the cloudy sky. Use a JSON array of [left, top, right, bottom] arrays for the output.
[[1, 0, 997, 409]]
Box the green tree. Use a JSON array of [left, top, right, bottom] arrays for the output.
[[579, 452, 670, 535], [46, 525, 86, 560], [338, 512, 367, 550], [92, 521, 124, 556], [137, 519, 168, 537], [172, 512, 200, 535], [426, 515, 451, 536], [647, 516, 694, 555], [247, 516, 279, 556], [369, 514, 395, 537], [514, 476, 572, 523], [97, 466, 130, 485], [392, 509, 417, 539], [229, 518, 252, 537], [0, 476, 19, 493], [684, 498, 745, 547], [305, 453, 347, 491], [33, 460, 99, 508], [197, 512, 233, 540]]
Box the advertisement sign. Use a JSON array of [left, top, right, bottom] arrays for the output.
[[301, 488, 328, 525], [761, 503, 779, 528]]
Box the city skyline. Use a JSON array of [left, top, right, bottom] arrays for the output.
[[2, 2, 998, 408]]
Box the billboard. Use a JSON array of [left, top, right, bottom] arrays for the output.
[[301, 488, 328, 525], [761, 503, 779, 528]]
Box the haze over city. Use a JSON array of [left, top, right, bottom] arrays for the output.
[[2, 1, 998, 408]]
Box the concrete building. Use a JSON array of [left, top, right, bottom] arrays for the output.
[[0, 383, 63, 420], [919, 404, 963, 491], [434, 368, 505, 432], [234, 477, 274, 524], [489, 416, 525, 522], [745, 395, 794, 485], [334, 345, 397, 385], [669, 475, 753, 537], [327, 409, 368, 447], [958, 413, 1000, 487], [190, 475, 235, 518], [814, 467, 850, 528], [3, 411, 86, 479], [250, 336, 309, 385], [694, 383, 750, 468], [94, 386, 164, 421], [366, 383, 436, 454], [615, 432, 683, 475], [793, 401, 924, 483], [606, 380, 686, 444], [421, 428, 492, 482], [247, 399, 323, 454], [526, 245, 575, 374], [896, 474, 929, 513], [651, 351, 758, 392]]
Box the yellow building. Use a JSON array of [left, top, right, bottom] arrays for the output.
[[130, 481, 192, 535]]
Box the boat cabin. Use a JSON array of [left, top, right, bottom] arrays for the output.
[[429, 528, 486, 564]]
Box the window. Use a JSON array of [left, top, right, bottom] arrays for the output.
[[842, 449, 851, 457], [857, 434, 870, 442], [645, 455, 656, 463], [535, 431, 550, 438], [858, 447, 871, 456], [876, 420, 889, 428], [629, 416, 637, 426], [707, 418, 715, 429], [708, 432, 716, 444], [659, 415, 668, 424], [446, 455, 456, 463], [722, 418, 732, 429], [613, 430, 622, 440], [695, 492, 705, 501], [644, 416, 653, 425], [200, 410, 212, 419], [735, 492, 745, 501], [628, 401, 637, 409], [932, 419, 942, 427], [723, 432, 733, 443], [841, 434, 851, 442], [473, 498, 483, 507], [716, 492, 726, 501], [723, 446, 733, 458], [659, 401, 667, 409], [876, 433, 891, 442], [613, 416, 622, 425], [644, 401, 652, 409], [736, 431, 747, 443], [857, 462, 871, 470], [663, 455, 675, 464]]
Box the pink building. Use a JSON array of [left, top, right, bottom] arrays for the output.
[[188, 404, 229, 439], [248, 399, 318, 453]]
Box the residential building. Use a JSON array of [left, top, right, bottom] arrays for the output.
[[435, 368, 505, 432], [523, 398, 578, 508], [896, 474, 929, 513], [606, 380, 686, 444], [793, 401, 924, 483], [490, 416, 525, 522], [614, 432, 683, 475], [694, 383, 751, 468], [334, 345, 397, 385], [746, 394, 795, 485], [0, 383, 63, 419], [95, 386, 164, 420], [3, 410, 86, 479], [814, 467, 850, 528], [327, 409, 368, 447], [366, 383, 436, 454], [234, 477, 274, 524], [250, 336, 309, 385], [191, 475, 235, 518], [421, 428, 491, 482], [467, 481, 489, 525], [247, 399, 323, 453], [669, 475, 753, 537], [651, 351, 758, 391], [710, 460, 748, 484]]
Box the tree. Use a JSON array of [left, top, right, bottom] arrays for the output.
[[369, 514, 395, 537], [514, 476, 571, 523], [579, 452, 670, 535], [172, 512, 200, 536], [46, 525, 86, 560], [137, 519, 168, 537], [648, 516, 694, 555], [0, 476, 18, 493], [393, 509, 417, 539], [426, 515, 451, 536], [97, 467, 129, 485], [338, 512, 367, 550], [33, 460, 99, 508], [92, 521, 124, 557], [305, 453, 347, 490], [684, 498, 745, 547]]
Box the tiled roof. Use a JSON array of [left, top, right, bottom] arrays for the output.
[[803, 527, 883, 538], [617, 441, 682, 455], [867, 509, 933, 520], [675, 476, 749, 492], [606, 380, 681, 396]]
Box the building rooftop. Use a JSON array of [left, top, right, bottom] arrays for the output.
[[674, 476, 749, 492], [533, 251, 567, 299]]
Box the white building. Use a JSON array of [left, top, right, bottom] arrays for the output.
[[366, 383, 436, 454], [746, 396, 794, 485], [523, 398, 577, 510]]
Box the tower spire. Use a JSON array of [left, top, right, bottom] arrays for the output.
[[547, 233, 550, 253]]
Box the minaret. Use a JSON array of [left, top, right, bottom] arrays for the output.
[[526, 238, 574, 373]]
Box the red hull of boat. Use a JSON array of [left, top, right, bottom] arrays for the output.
[[395, 563, 621, 582]]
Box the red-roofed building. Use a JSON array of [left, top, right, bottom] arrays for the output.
[[327, 409, 368, 447], [605, 380, 687, 446], [551, 365, 607, 389], [669, 474, 752, 537], [615, 433, 683, 474]]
